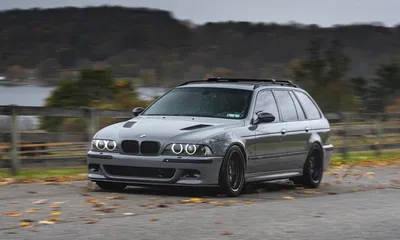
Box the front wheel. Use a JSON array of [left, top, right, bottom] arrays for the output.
[[95, 181, 127, 191], [218, 145, 246, 197], [291, 144, 323, 188]]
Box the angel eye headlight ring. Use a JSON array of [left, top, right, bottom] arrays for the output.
[[185, 144, 197, 155], [171, 143, 183, 154], [105, 140, 116, 151], [95, 140, 106, 150]]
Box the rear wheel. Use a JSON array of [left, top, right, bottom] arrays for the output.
[[291, 144, 323, 188], [95, 181, 127, 190], [218, 145, 246, 197]]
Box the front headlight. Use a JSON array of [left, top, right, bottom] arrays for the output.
[[162, 143, 213, 156], [91, 139, 117, 152]]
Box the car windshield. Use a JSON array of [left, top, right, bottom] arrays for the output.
[[141, 87, 253, 119]]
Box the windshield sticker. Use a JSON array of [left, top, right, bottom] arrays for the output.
[[227, 113, 241, 118]]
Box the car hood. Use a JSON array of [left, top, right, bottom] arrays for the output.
[[94, 115, 244, 144]]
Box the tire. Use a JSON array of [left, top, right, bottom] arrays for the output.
[[218, 145, 246, 197], [95, 181, 127, 190], [291, 144, 323, 188]]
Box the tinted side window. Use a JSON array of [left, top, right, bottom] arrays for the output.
[[254, 90, 279, 122], [294, 91, 321, 120], [289, 91, 306, 120], [274, 90, 298, 121]]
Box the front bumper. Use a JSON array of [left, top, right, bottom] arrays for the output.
[[86, 151, 224, 187]]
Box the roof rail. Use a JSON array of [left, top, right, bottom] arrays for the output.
[[178, 76, 298, 88]]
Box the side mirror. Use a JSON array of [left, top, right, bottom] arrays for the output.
[[253, 112, 275, 124], [132, 107, 144, 117]]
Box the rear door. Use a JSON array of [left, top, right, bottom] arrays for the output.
[[273, 90, 311, 171], [253, 90, 287, 173]]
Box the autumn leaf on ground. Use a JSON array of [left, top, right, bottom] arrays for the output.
[[47, 217, 63, 222], [228, 200, 238, 203], [19, 222, 31, 227], [54, 202, 65, 205], [32, 199, 48, 204], [213, 202, 228, 207], [50, 211, 61, 216], [85, 199, 98, 203], [156, 203, 169, 208], [243, 201, 256, 204], [282, 196, 295, 200], [106, 196, 127, 200], [391, 180, 400, 184], [50, 205, 60, 209], [376, 185, 386, 189], [148, 217, 159, 222], [8, 201, 17, 204], [220, 231, 233, 235], [3, 212, 22, 217], [25, 208, 40, 213], [123, 212, 136, 216], [20, 218, 34, 223], [85, 218, 97, 224], [303, 190, 318, 194], [38, 220, 55, 225]]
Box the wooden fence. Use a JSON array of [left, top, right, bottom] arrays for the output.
[[1, 105, 400, 175]]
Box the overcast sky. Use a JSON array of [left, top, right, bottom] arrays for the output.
[[1, 0, 399, 27]]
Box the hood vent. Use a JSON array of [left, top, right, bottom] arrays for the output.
[[180, 124, 213, 131], [123, 121, 136, 128]]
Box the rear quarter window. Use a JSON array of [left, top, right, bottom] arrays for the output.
[[293, 91, 321, 120]]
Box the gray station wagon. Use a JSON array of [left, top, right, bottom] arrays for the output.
[[87, 77, 333, 196]]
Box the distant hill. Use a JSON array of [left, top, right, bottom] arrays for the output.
[[0, 6, 399, 85]]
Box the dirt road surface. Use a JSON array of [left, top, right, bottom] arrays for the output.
[[1, 164, 400, 240]]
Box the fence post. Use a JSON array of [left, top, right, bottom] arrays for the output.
[[86, 108, 99, 142], [9, 105, 20, 176], [340, 112, 349, 159], [374, 113, 382, 156]]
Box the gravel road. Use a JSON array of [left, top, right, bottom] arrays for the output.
[[1, 164, 400, 240]]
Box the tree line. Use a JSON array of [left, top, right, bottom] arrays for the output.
[[0, 6, 399, 116]]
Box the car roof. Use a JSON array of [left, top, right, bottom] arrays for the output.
[[176, 77, 301, 91]]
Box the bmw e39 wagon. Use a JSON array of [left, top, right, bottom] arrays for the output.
[[87, 77, 333, 196]]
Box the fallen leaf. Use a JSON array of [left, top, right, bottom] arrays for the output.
[[326, 192, 338, 195], [106, 196, 127, 200], [8, 201, 18, 204], [391, 180, 400, 184], [54, 202, 65, 205], [215, 222, 223, 224], [243, 201, 256, 204], [188, 198, 202, 203], [93, 202, 105, 207], [213, 202, 227, 206], [228, 200, 238, 203], [32, 199, 48, 204], [20, 218, 34, 222], [50, 205, 60, 209], [149, 217, 159, 222], [282, 196, 295, 200], [85, 199, 98, 203], [179, 200, 191, 203], [376, 185, 386, 189], [38, 220, 55, 225], [3, 212, 22, 217], [85, 218, 97, 224], [156, 203, 169, 208], [303, 190, 318, 194], [29, 228, 38, 232], [19, 222, 31, 227], [47, 217, 63, 222], [50, 211, 61, 216], [123, 212, 136, 216], [284, 230, 296, 233], [220, 231, 233, 235], [25, 208, 40, 213], [366, 172, 375, 175]]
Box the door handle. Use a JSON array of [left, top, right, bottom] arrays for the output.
[[281, 129, 286, 134], [305, 127, 310, 132]]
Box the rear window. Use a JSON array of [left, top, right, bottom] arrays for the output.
[[293, 91, 321, 120]]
